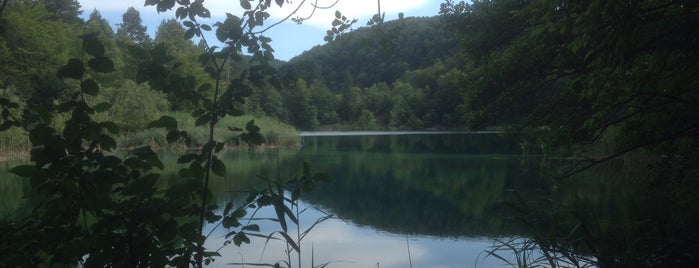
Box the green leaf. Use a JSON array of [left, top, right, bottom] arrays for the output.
[[139, 149, 164, 170], [185, 28, 196, 40], [195, 114, 211, 127], [83, 36, 105, 57], [202, 141, 216, 154], [57, 58, 85, 79], [166, 130, 180, 143], [233, 232, 251, 246], [93, 102, 112, 113], [205, 211, 222, 223], [222, 215, 240, 228], [88, 57, 115, 73], [81, 79, 100, 96], [190, 162, 205, 179], [211, 156, 226, 176], [279, 232, 300, 252], [177, 153, 199, 164], [214, 142, 225, 153], [240, 0, 251, 10], [242, 224, 260, 232], [183, 20, 195, 27], [223, 202, 233, 216], [149, 116, 178, 131], [10, 165, 41, 178], [100, 121, 119, 134]]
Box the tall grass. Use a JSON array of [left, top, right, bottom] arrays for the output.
[[117, 112, 301, 150], [0, 128, 30, 161], [1, 112, 300, 160]]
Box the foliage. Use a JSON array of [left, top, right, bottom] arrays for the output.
[[95, 80, 170, 132], [442, 0, 699, 160], [283, 16, 458, 90], [440, 0, 699, 266], [117, 6, 151, 46], [0, 0, 343, 267]]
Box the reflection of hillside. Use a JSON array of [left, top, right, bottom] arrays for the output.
[[1, 134, 633, 241], [301, 133, 522, 155], [301, 155, 529, 237], [0, 162, 29, 216], [295, 135, 632, 238]]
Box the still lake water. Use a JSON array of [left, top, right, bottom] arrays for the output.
[[1, 132, 626, 267]]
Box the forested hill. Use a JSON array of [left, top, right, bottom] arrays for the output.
[[282, 16, 459, 92]]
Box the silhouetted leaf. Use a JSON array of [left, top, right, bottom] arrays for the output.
[[88, 57, 115, 73], [205, 211, 222, 223], [93, 102, 112, 113], [279, 232, 299, 252], [242, 224, 260, 232], [149, 115, 178, 131], [195, 114, 210, 127], [100, 121, 119, 134], [185, 27, 196, 39], [57, 58, 84, 79], [81, 79, 99, 96], [10, 165, 41, 178], [177, 153, 199, 164], [211, 156, 226, 176], [240, 0, 251, 10], [83, 36, 105, 57], [233, 232, 250, 246]]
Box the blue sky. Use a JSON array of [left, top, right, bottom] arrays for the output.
[[78, 0, 444, 61]]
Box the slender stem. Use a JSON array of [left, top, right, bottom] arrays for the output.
[[0, 0, 9, 17], [406, 235, 413, 268], [296, 197, 301, 268]]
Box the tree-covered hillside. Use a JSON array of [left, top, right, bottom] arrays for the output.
[[276, 16, 467, 130], [283, 16, 459, 91]]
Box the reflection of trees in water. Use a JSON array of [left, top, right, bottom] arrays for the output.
[[0, 162, 29, 216], [301, 151, 625, 238], [0, 135, 641, 256]]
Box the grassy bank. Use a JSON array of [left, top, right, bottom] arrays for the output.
[[0, 113, 301, 161], [117, 112, 301, 150]]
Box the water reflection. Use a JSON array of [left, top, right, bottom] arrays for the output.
[[203, 199, 510, 268], [1, 133, 630, 267], [198, 133, 628, 267]]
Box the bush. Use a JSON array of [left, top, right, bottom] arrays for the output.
[[93, 80, 169, 132]]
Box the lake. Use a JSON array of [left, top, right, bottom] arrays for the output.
[[195, 132, 629, 267], [1, 132, 630, 267]]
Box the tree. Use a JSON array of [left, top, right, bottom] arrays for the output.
[[442, 0, 699, 266], [1, 0, 350, 267], [309, 79, 339, 125], [0, 1, 80, 102], [85, 9, 121, 86], [38, 0, 82, 24], [154, 18, 209, 109], [282, 79, 318, 130], [446, 0, 699, 163], [116, 7, 150, 46]]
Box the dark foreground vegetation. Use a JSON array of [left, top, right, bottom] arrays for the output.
[[0, 0, 698, 267]]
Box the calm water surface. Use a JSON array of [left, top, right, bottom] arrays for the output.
[[2, 133, 626, 267], [196, 133, 625, 267]]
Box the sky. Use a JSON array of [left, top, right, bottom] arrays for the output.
[[78, 0, 445, 61]]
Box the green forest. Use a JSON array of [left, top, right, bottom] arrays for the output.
[[1, 0, 698, 267]]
